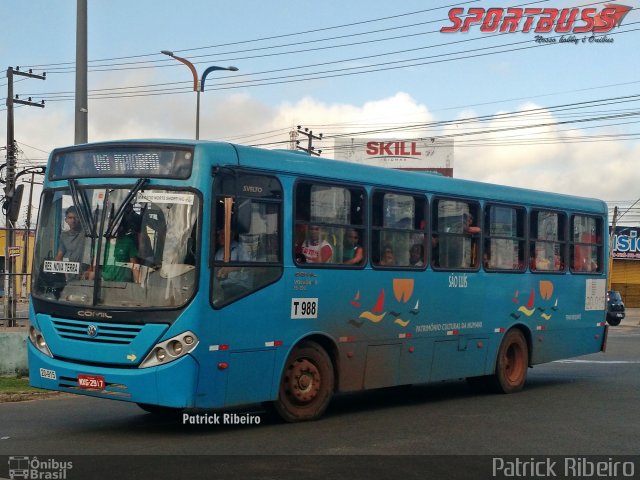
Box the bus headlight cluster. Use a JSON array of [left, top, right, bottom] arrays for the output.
[[139, 331, 199, 369], [28, 326, 53, 358]]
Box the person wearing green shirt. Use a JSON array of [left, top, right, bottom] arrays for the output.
[[102, 233, 140, 282]]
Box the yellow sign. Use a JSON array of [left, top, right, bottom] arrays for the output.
[[8, 246, 21, 257]]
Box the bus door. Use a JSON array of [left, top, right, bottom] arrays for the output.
[[211, 170, 284, 405]]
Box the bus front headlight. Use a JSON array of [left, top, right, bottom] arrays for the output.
[[29, 326, 53, 358], [139, 331, 199, 369]]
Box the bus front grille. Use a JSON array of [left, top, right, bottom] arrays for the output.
[[52, 319, 143, 345]]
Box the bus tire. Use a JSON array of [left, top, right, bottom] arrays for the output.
[[273, 341, 334, 422], [490, 329, 528, 394]]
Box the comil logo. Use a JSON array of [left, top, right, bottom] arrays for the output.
[[440, 3, 632, 34]]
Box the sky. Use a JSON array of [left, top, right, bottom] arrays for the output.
[[1, 0, 640, 227]]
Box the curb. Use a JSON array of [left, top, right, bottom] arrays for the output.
[[0, 391, 67, 403]]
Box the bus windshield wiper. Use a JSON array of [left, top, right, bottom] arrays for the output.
[[68, 179, 97, 238], [104, 178, 149, 238]]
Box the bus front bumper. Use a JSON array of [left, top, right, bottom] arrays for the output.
[[28, 342, 200, 408]]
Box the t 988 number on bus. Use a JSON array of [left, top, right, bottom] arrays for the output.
[[291, 298, 319, 319]]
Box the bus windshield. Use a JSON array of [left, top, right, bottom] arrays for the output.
[[32, 184, 199, 309]]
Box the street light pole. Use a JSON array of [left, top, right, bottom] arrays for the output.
[[196, 89, 201, 141], [160, 51, 238, 140]]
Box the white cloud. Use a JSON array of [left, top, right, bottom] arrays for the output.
[[445, 102, 639, 200]]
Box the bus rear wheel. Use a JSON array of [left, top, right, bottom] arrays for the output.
[[491, 329, 528, 394], [273, 341, 334, 422]]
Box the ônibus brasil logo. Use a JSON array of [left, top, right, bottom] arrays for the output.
[[440, 3, 632, 34]]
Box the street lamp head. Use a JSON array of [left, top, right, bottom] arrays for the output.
[[200, 65, 239, 92], [160, 50, 174, 57]]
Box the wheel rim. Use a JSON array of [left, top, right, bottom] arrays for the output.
[[284, 357, 322, 405], [503, 342, 525, 386]]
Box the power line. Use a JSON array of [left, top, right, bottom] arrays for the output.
[[25, 24, 640, 103], [21, 1, 482, 69]]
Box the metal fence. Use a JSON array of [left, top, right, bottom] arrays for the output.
[[1, 271, 31, 327], [1, 227, 34, 326]]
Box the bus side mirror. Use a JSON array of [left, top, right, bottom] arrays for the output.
[[6, 184, 24, 223]]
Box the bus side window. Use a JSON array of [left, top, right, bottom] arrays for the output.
[[432, 199, 480, 270], [371, 191, 426, 269], [294, 182, 366, 267], [212, 173, 283, 307], [570, 215, 603, 273], [483, 205, 526, 271], [530, 210, 566, 273]]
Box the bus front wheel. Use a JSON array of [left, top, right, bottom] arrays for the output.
[[273, 341, 334, 422], [491, 329, 528, 394]]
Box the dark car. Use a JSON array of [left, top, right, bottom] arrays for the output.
[[606, 290, 625, 326]]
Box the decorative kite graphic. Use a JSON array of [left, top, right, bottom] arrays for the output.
[[511, 280, 559, 321], [349, 279, 420, 328]]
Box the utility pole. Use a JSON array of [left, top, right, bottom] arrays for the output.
[[75, 0, 88, 144], [289, 129, 298, 150], [21, 173, 41, 299], [4, 66, 45, 323], [296, 125, 323, 156]]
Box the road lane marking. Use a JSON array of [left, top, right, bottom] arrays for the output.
[[553, 359, 640, 364]]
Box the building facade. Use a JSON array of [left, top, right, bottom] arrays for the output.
[[610, 226, 640, 307], [0, 228, 35, 298]]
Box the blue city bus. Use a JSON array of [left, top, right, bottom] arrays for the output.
[[28, 140, 608, 421]]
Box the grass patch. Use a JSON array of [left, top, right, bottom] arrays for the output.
[[0, 376, 44, 394]]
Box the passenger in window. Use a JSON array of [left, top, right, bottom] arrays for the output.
[[124, 208, 156, 267], [342, 229, 364, 265], [300, 225, 333, 263], [215, 228, 238, 262], [464, 213, 481, 234], [465, 213, 480, 267], [214, 228, 251, 298], [483, 251, 491, 269], [431, 236, 440, 267], [379, 244, 395, 266], [409, 244, 424, 267], [533, 253, 551, 271], [577, 256, 597, 272]]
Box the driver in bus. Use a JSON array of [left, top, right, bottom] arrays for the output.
[[55, 206, 87, 279], [86, 216, 140, 283]]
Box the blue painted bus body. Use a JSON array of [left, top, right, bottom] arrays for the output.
[[29, 140, 608, 411]]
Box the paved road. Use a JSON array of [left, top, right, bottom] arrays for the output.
[[1, 323, 638, 480], [1, 325, 638, 456]]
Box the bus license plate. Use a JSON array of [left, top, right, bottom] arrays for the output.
[[78, 374, 105, 389]]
